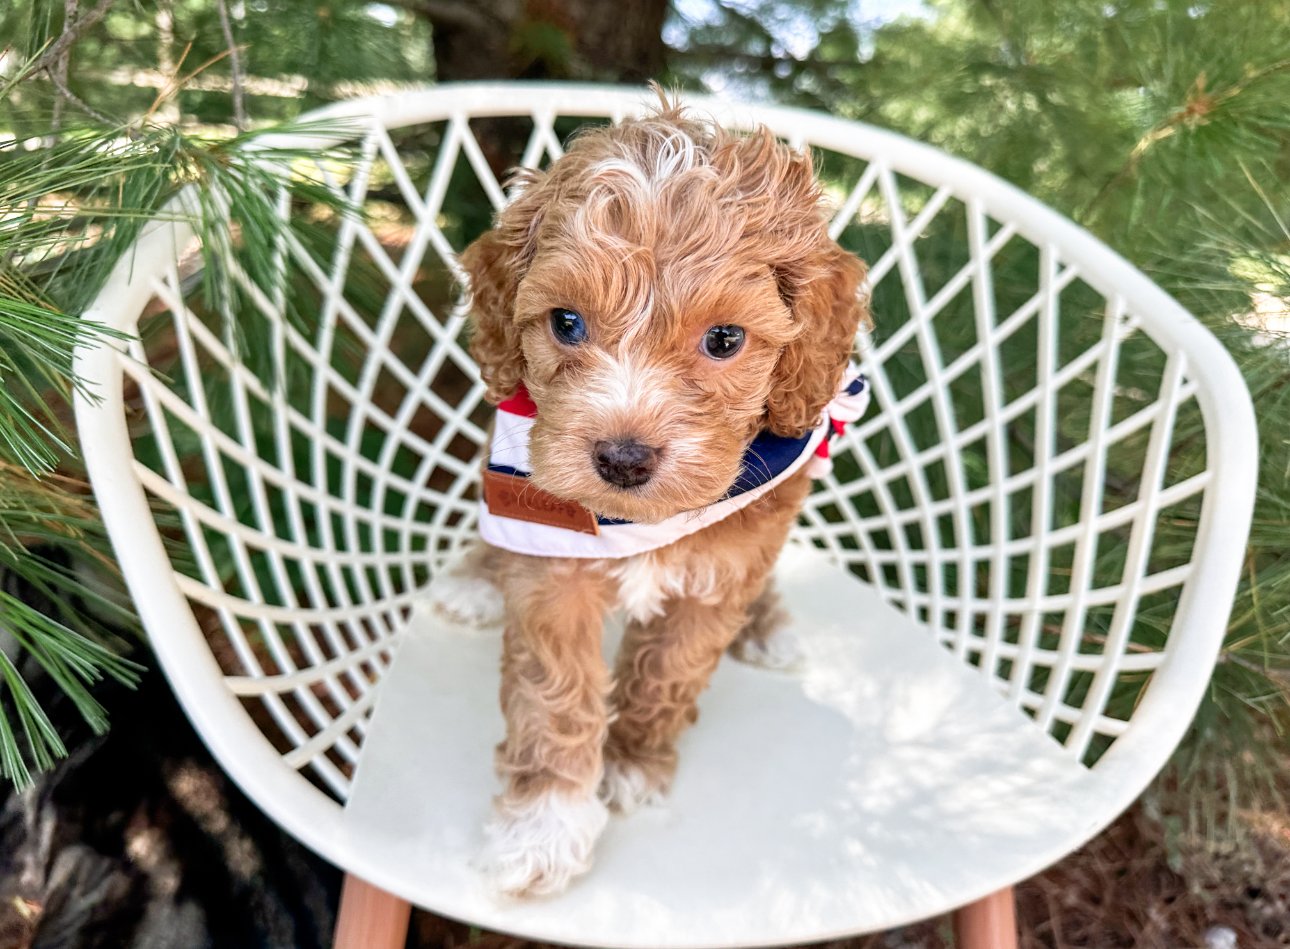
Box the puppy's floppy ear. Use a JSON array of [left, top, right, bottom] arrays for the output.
[[460, 171, 548, 405], [721, 128, 869, 437], [765, 242, 870, 437]]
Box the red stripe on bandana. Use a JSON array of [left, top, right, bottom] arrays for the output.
[[814, 416, 848, 460], [498, 382, 538, 418]]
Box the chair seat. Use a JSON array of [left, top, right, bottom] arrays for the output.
[[343, 544, 1113, 947]]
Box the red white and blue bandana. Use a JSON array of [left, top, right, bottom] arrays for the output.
[[478, 369, 869, 559]]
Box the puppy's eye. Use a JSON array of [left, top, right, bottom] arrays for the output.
[[550, 308, 588, 346], [701, 325, 745, 360]]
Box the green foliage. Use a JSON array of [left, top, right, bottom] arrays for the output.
[[1, 0, 433, 126], [0, 462, 143, 785], [0, 1, 383, 786], [668, 0, 867, 106]]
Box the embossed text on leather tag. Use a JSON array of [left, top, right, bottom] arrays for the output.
[[483, 469, 600, 535]]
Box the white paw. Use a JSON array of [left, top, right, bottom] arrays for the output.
[[598, 757, 666, 815], [730, 626, 805, 672], [479, 791, 608, 898], [429, 572, 504, 628]]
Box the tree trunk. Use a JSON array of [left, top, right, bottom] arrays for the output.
[[422, 0, 666, 173], [426, 0, 667, 83]]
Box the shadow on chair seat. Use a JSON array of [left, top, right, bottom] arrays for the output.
[[341, 544, 1112, 948]]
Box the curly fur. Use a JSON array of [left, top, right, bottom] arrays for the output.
[[458, 92, 869, 897]]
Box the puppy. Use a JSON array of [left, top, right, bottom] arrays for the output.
[[447, 95, 870, 897]]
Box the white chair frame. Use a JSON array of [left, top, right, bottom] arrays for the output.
[[74, 84, 1258, 948]]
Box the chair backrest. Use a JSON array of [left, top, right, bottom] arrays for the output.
[[75, 84, 1256, 854]]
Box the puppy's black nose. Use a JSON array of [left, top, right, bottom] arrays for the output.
[[593, 439, 659, 488]]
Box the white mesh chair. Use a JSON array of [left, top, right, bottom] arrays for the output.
[[74, 84, 1257, 949]]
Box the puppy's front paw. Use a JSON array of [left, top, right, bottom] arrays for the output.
[[727, 582, 803, 671], [480, 791, 608, 898], [598, 752, 670, 815], [429, 571, 504, 628], [728, 624, 805, 672]]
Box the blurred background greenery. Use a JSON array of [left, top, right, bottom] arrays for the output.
[[1, 1, 1288, 945]]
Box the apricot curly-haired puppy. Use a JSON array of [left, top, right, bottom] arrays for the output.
[[435, 95, 870, 898]]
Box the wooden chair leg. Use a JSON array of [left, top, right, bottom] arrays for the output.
[[334, 873, 412, 949], [953, 885, 1018, 949]]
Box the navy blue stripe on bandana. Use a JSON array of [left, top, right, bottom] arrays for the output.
[[722, 429, 814, 499]]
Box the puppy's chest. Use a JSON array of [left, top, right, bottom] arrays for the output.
[[601, 553, 721, 624]]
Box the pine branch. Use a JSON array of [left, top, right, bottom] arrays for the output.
[[214, 0, 248, 131], [1085, 60, 1290, 218], [28, 0, 117, 78], [50, 0, 77, 134], [43, 67, 117, 126], [1, 37, 362, 786]]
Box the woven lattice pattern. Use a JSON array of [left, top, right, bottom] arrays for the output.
[[117, 95, 1216, 802], [813, 183, 1206, 763]]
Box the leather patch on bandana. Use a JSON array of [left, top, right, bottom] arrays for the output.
[[483, 470, 599, 535]]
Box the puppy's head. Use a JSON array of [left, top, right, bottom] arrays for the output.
[[461, 99, 869, 523]]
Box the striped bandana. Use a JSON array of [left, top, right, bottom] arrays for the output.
[[477, 368, 870, 559]]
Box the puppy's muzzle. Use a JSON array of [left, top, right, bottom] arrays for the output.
[[593, 439, 659, 489]]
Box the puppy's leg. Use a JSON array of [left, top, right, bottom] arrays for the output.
[[600, 596, 755, 814], [481, 560, 613, 897], [428, 543, 505, 628], [726, 578, 804, 671], [601, 473, 811, 814]]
